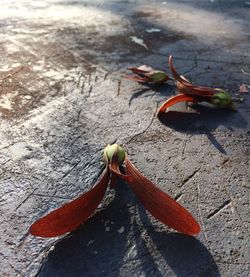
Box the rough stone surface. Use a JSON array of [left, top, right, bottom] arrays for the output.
[[0, 0, 249, 276]]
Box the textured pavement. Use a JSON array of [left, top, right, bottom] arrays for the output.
[[0, 0, 249, 276]]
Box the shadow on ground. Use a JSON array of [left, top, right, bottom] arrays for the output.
[[129, 83, 174, 106], [158, 104, 248, 154], [38, 180, 220, 277]]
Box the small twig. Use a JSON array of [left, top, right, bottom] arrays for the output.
[[125, 102, 158, 145]]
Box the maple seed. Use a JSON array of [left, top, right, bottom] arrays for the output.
[[29, 143, 201, 238], [126, 64, 171, 84], [103, 143, 125, 165], [157, 55, 236, 114]]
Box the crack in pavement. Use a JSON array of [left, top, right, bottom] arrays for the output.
[[207, 199, 231, 220], [14, 189, 37, 212], [181, 168, 201, 187]]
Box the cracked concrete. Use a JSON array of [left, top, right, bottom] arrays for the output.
[[0, 0, 249, 276]]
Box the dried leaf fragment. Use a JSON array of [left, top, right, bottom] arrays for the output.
[[239, 83, 249, 93]]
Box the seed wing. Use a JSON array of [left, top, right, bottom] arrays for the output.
[[158, 94, 197, 114], [29, 168, 110, 237], [125, 158, 200, 236]]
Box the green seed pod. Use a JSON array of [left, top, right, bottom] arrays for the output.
[[103, 143, 126, 165], [147, 70, 169, 83], [212, 89, 235, 110]]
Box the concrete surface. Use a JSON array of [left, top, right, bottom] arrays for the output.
[[0, 0, 249, 276]]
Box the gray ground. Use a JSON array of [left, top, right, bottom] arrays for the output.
[[0, 0, 249, 276]]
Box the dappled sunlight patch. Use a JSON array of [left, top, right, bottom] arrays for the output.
[[135, 2, 245, 42]]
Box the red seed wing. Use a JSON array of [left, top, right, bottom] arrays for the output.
[[158, 94, 197, 115], [29, 167, 110, 237], [177, 82, 215, 97], [110, 155, 134, 183], [169, 56, 192, 86], [186, 85, 215, 96], [176, 82, 213, 96], [125, 158, 201, 236], [169, 56, 215, 96]]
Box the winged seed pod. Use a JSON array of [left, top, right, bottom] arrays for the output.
[[158, 56, 235, 115], [29, 144, 200, 238], [125, 64, 171, 84]]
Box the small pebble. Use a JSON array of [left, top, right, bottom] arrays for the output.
[[117, 226, 125, 234]]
